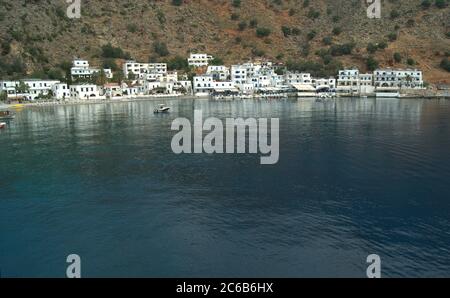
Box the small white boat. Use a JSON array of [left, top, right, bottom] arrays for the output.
[[0, 122, 6, 129], [154, 104, 170, 114], [195, 92, 210, 98]]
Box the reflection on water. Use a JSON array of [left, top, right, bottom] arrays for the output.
[[0, 98, 449, 277]]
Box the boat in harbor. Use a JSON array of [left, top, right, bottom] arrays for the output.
[[317, 87, 336, 99], [154, 104, 170, 114], [195, 92, 210, 98], [0, 110, 15, 120], [0, 122, 6, 129]]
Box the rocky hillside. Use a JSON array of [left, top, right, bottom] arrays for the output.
[[0, 0, 449, 83]]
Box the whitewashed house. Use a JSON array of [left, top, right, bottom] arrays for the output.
[[193, 75, 214, 94], [71, 58, 112, 80], [231, 64, 249, 87], [144, 81, 163, 94], [312, 78, 337, 90], [188, 53, 213, 67], [207, 65, 230, 81], [52, 83, 70, 100], [193, 75, 235, 95], [70, 84, 101, 99], [284, 72, 313, 85], [0, 81, 20, 98], [21, 79, 60, 100], [103, 83, 122, 98], [23, 79, 59, 100], [337, 69, 361, 96], [122, 82, 145, 96]]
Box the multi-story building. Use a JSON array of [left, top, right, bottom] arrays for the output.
[[193, 75, 214, 93], [193, 75, 234, 94], [52, 83, 70, 100], [312, 78, 337, 90], [231, 64, 249, 86], [103, 83, 122, 98], [337, 69, 375, 95], [71, 59, 112, 80], [0, 80, 20, 97], [231, 62, 280, 92], [188, 53, 214, 67], [0, 79, 60, 100], [284, 72, 313, 85], [206, 66, 230, 81], [123, 60, 168, 79], [69, 84, 101, 99], [373, 68, 423, 89]]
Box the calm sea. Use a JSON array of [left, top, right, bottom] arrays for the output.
[[0, 98, 449, 277]]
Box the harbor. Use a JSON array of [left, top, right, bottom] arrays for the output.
[[1, 56, 449, 107]]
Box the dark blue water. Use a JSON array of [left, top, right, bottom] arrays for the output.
[[1, 98, 449, 277]]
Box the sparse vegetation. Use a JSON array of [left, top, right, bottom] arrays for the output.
[[0, 0, 447, 83], [440, 58, 450, 72]]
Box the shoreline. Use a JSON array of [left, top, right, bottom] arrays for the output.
[[2, 94, 449, 109], [13, 94, 198, 108]]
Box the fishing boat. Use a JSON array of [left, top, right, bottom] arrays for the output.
[[154, 104, 170, 114], [0, 110, 15, 120]]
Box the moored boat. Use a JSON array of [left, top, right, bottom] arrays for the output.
[[154, 104, 170, 114], [0, 122, 6, 129]]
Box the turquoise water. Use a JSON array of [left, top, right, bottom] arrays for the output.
[[0, 98, 449, 277]]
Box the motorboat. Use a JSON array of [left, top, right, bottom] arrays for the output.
[[0, 122, 6, 129], [154, 104, 170, 114]]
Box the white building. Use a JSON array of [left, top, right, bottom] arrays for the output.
[[103, 83, 122, 98], [193, 75, 234, 94], [177, 80, 193, 94], [0, 79, 60, 100], [231, 64, 249, 86], [103, 69, 113, 79], [337, 69, 360, 90], [161, 71, 179, 83], [52, 83, 70, 100], [71, 59, 112, 80], [69, 84, 101, 99], [284, 72, 313, 85], [0, 81, 20, 98], [122, 82, 145, 96], [337, 69, 375, 96], [23, 79, 60, 100], [144, 81, 163, 94], [312, 78, 336, 90], [188, 53, 213, 67], [123, 60, 167, 79], [231, 62, 280, 92], [374, 68, 423, 89], [193, 75, 214, 93], [207, 65, 230, 81]]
